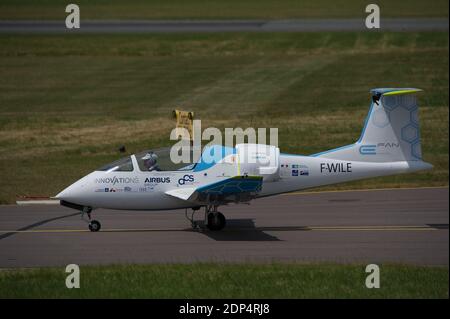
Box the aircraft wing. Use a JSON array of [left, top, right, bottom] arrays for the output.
[[165, 176, 263, 204], [165, 187, 197, 201]]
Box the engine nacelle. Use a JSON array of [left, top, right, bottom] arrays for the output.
[[236, 144, 280, 182]]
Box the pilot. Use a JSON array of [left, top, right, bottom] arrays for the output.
[[142, 152, 160, 171]]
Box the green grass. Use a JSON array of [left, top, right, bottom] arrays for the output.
[[0, 263, 447, 298], [0, 0, 448, 20], [0, 32, 448, 203]]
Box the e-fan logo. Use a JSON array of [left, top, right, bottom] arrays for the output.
[[359, 145, 377, 155]]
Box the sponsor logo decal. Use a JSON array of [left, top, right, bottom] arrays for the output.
[[178, 174, 195, 186], [94, 186, 133, 193], [100, 187, 117, 192], [320, 162, 352, 173], [144, 177, 171, 184], [95, 187, 131, 193], [299, 164, 309, 176], [95, 176, 139, 185], [291, 164, 309, 176], [144, 176, 171, 190]]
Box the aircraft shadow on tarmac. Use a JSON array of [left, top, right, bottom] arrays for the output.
[[197, 219, 283, 241], [97, 218, 286, 241]]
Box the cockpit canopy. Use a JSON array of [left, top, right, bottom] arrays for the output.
[[134, 148, 197, 172], [96, 145, 279, 173], [96, 147, 200, 172], [96, 156, 134, 172]]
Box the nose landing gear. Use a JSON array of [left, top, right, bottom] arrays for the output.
[[88, 220, 101, 232], [81, 207, 101, 232]]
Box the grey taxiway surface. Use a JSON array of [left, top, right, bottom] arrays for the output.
[[0, 18, 448, 33], [0, 187, 448, 268]]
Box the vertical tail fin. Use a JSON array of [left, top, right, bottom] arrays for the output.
[[315, 88, 431, 165]]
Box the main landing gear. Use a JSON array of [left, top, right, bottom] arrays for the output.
[[206, 207, 226, 231], [81, 207, 101, 232], [186, 205, 226, 231]]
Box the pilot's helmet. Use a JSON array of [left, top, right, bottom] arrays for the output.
[[142, 152, 158, 169]]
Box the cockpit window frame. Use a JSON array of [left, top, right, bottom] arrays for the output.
[[135, 147, 198, 172], [95, 156, 135, 172]]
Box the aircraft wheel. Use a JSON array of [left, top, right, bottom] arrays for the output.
[[88, 220, 101, 232], [207, 212, 226, 231]]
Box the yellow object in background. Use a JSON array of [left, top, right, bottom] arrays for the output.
[[173, 110, 194, 141]]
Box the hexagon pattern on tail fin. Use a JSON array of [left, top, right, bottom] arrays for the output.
[[361, 93, 422, 161], [317, 88, 423, 162]]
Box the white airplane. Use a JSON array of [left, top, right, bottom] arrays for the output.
[[56, 88, 432, 232]]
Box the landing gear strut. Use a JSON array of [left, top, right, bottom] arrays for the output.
[[81, 207, 101, 232]]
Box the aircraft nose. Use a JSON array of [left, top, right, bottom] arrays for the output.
[[55, 187, 72, 200], [55, 177, 90, 203], [55, 183, 81, 201]]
